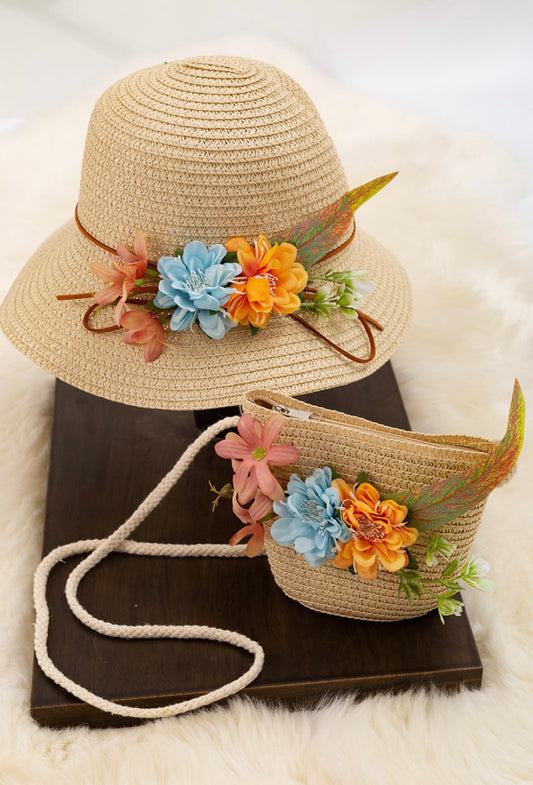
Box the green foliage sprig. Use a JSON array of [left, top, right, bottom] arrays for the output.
[[398, 534, 493, 623], [299, 269, 374, 319]]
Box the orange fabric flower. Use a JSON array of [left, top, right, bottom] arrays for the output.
[[223, 235, 308, 328], [331, 479, 419, 580]]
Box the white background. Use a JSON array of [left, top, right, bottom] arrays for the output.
[[1, 0, 532, 177]]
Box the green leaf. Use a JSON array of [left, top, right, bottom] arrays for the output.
[[404, 509, 416, 528], [425, 534, 457, 567], [272, 172, 398, 268], [249, 324, 260, 337], [398, 581, 413, 604], [398, 572, 421, 604], [461, 576, 494, 591], [440, 557, 460, 578], [348, 566, 356, 575], [410, 581, 422, 598], [440, 581, 462, 593], [314, 286, 331, 303], [437, 595, 464, 623], [338, 293, 353, 308], [144, 267, 159, 278], [429, 534, 456, 561], [397, 380, 525, 531], [425, 546, 437, 567], [406, 550, 419, 570], [223, 251, 239, 264], [328, 464, 340, 480], [339, 307, 358, 319], [385, 492, 407, 505], [398, 569, 423, 590], [355, 471, 370, 487], [174, 247, 184, 257]]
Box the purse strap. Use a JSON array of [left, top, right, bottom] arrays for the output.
[[33, 415, 265, 719]]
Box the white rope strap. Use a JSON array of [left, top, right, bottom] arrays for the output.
[[33, 415, 266, 719]]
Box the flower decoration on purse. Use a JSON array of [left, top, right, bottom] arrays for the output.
[[59, 173, 396, 362], [212, 413, 299, 556], [213, 381, 525, 622]]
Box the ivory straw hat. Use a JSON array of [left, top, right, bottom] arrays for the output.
[[0, 56, 412, 410]]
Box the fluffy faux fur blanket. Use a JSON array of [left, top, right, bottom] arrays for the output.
[[0, 38, 531, 785]]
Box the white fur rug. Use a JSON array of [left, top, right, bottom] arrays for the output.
[[1, 38, 532, 785]]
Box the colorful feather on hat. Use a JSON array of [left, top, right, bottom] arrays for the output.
[[398, 380, 525, 532], [274, 172, 398, 268]]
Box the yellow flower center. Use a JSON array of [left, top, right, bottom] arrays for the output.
[[253, 447, 266, 460]]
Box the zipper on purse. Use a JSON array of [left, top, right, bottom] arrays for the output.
[[272, 403, 323, 421], [251, 396, 487, 453], [253, 398, 322, 421]]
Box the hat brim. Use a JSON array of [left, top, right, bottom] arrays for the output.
[[0, 219, 412, 410]]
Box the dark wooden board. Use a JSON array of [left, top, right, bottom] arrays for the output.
[[31, 364, 482, 727]]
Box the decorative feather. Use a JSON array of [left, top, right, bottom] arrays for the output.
[[273, 172, 398, 268], [399, 380, 525, 531]]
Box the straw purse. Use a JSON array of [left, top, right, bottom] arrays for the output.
[[236, 385, 524, 622], [33, 384, 523, 718]]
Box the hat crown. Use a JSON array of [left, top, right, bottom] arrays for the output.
[[77, 56, 348, 258]]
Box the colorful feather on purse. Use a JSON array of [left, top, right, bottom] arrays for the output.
[[273, 172, 398, 267], [398, 380, 525, 531]]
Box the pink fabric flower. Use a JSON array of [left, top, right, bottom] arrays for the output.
[[229, 492, 273, 557], [214, 413, 299, 504], [120, 310, 168, 362], [90, 230, 148, 323]]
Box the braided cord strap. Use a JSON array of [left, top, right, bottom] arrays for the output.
[[33, 416, 265, 719]]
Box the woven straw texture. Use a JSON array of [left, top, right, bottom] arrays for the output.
[[0, 56, 411, 410], [243, 390, 496, 621]]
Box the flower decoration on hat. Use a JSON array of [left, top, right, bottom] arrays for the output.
[[223, 235, 308, 329], [120, 310, 169, 362], [90, 229, 148, 323], [211, 381, 525, 622], [61, 173, 398, 361], [153, 241, 241, 339]]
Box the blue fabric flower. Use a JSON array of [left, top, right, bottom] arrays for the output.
[[271, 466, 350, 568], [153, 241, 242, 339]]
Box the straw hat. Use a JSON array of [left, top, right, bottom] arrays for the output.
[[0, 56, 411, 410]]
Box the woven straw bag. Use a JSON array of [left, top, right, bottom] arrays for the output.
[[31, 386, 523, 717], [242, 389, 501, 622]]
